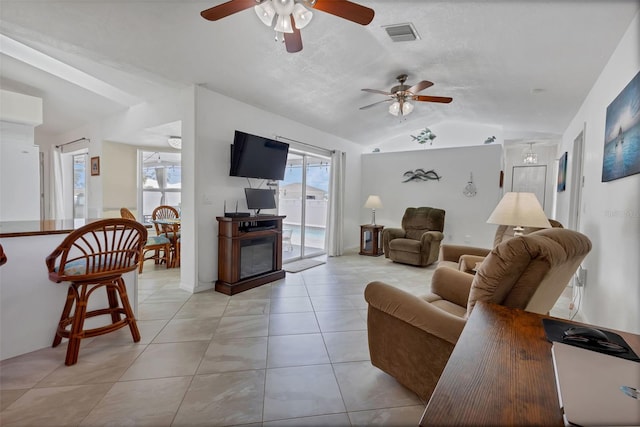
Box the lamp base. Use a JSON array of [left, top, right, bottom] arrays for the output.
[[513, 226, 525, 237], [371, 209, 376, 226]]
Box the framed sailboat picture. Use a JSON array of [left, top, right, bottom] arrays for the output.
[[602, 70, 640, 182]]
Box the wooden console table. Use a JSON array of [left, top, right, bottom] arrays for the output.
[[420, 301, 640, 426], [216, 215, 285, 295]]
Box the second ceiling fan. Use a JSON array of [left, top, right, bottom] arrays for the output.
[[201, 0, 375, 53], [360, 74, 453, 117]]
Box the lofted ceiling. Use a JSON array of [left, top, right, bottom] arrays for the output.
[[1, 0, 638, 148]]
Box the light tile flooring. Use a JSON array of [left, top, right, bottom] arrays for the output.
[[0, 249, 577, 426]]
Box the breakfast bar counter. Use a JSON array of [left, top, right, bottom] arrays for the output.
[[0, 218, 97, 237]]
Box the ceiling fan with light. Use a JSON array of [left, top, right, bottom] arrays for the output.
[[360, 74, 453, 117], [200, 0, 375, 53]]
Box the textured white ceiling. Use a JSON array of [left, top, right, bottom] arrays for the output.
[[1, 0, 638, 147]]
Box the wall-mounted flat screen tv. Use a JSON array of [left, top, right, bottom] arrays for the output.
[[244, 188, 276, 214], [230, 131, 289, 180]]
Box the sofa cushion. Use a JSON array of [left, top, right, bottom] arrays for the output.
[[389, 238, 421, 253]]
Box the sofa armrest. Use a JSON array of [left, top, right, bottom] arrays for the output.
[[458, 254, 486, 274], [420, 230, 444, 245], [364, 281, 466, 344], [382, 227, 406, 258], [439, 244, 491, 263], [430, 267, 474, 309]]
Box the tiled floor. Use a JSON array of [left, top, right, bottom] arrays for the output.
[[0, 249, 578, 426]]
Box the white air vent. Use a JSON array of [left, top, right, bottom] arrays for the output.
[[383, 23, 420, 42]]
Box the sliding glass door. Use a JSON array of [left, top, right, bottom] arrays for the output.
[[279, 151, 330, 262]]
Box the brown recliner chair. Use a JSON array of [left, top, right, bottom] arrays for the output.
[[438, 219, 563, 273], [382, 207, 445, 267], [365, 227, 591, 401]]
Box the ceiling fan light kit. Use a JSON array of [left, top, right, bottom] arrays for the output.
[[202, 0, 374, 53], [360, 74, 453, 117], [389, 100, 413, 117]]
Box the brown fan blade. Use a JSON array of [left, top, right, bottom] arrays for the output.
[[313, 0, 375, 25], [414, 95, 453, 104], [201, 0, 257, 21], [408, 80, 434, 94], [361, 88, 392, 96], [359, 99, 392, 110], [284, 18, 303, 53]]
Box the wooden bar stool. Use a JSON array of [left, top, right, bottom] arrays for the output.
[[46, 218, 147, 365], [0, 244, 6, 266]]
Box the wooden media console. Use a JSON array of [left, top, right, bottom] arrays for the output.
[[215, 215, 286, 295]]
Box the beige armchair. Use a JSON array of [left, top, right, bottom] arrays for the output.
[[365, 228, 591, 401], [382, 207, 445, 267], [438, 219, 563, 273]]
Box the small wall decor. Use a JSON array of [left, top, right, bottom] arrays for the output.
[[403, 168, 442, 182], [602, 70, 640, 182], [90, 156, 100, 176], [557, 152, 568, 192], [463, 173, 477, 197], [411, 128, 437, 145], [484, 136, 496, 144]]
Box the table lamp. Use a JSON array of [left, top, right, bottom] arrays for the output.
[[486, 192, 551, 236], [364, 195, 383, 225]]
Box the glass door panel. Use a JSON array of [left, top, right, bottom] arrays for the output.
[[303, 156, 329, 258], [279, 151, 330, 262]]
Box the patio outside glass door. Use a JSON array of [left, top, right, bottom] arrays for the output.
[[279, 151, 330, 262], [72, 154, 87, 219]]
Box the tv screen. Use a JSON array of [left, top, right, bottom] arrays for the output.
[[230, 131, 289, 180], [245, 188, 276, 213]]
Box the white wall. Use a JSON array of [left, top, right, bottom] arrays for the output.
[[102, 141, 138, 217], [365, 121, 504, 153], [558, 11, 640, 334], [0, 136, 40, 221], [361, 144, 503, 248], [0, 91, 43, 222], [194, 85, 364, 291]]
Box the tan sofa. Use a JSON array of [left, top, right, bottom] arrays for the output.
[[365, 227, 591, 401], [438, 219, 563, 273], [382, 207, 445, 267]]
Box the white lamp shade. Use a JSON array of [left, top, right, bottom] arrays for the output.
[[254, 1, 276, 26], [402, 101, 414, 115], [272, 0, 295, 15], [292, 3, 313, 29], [274, 13, 294, 33], [486, 192, 551, 228], [388, 101, 400, 116], [364, 195, 383, 209]]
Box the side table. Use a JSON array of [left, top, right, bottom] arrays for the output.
[[359, 224, 384, 256]]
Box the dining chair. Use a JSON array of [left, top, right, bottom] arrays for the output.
[[46, 218, 147, 365], [151, 205, 179, 236], [121, 208, 171, 273], [151, 205, 180, 268]]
